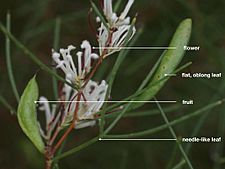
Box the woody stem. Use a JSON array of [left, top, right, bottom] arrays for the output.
[[45, 145, 53, 169]]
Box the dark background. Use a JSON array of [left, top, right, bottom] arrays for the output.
[[0, 0, 225, 169]]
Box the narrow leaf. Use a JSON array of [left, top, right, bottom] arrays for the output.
[[0, 94, 16, 114], [105, 99, 224, 138], [0, 23, 78, 91], [155, 98, 194, 169], [6, 12, 20, 102], [53, 137, 99, 161], [114, 0, 123, 12], [17, 76, 44, 153]]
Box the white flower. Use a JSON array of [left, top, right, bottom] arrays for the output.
[[38, 79, 108, 133], [97, 0, 136, 56], [98, 23, 136, 56], [52, 41, 99, 87], [103, 0, 134, 28], [62, 80, 108, 129], [38, 96, 60, 139]]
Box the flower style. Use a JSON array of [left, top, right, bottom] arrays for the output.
[[97, 0, 136, 56], [52, 40, 99, 87]]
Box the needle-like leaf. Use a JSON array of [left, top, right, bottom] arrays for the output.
[[6, 12, 20, 103]]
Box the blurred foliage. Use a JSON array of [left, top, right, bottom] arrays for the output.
[[0, 0, 225, 169]]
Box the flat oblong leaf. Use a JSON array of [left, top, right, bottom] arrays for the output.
[[17, 76, 44, 153], [134, 18, 192, 106]]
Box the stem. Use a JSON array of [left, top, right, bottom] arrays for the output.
[[53, 137, 99, 161], [6, 12, 20, 102], [52, 92, 82, 154], [0, 94, 16, 114], [83, 56, 103, 87], [50, 128, 61, 146], [45, 158, 52, 169], [171, 160, 186, 169], [45, 146, 53, 169]]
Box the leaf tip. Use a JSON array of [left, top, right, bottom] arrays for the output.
[[181, 18, 192, 30]]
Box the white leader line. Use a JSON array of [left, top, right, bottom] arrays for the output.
[[34, 100, 177, 104], [164, 73, 177, 77], [98, 138, 177, 141], [92, 46, 177, 50]]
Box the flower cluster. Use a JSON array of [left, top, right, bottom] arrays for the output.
[[39, 41, 108, 139], [61, 80, 108, 129], [38, 78, 108, 139], [38, 0, 136, 139], [52, 41, 99, 87], [97, 0, 136, 56], [103, 0, 134, 28]]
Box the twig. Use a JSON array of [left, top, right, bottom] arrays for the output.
[[0, 94, 16, 114]]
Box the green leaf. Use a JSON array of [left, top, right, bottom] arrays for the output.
[[136, 18, 192, 103], [17, 76, 44, 153]]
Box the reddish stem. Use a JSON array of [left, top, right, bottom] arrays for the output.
[[45, 146, 53, 169], [49, 127, 60, 146], [83, 57, 103, 87], [52, 92, 82, 154]]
